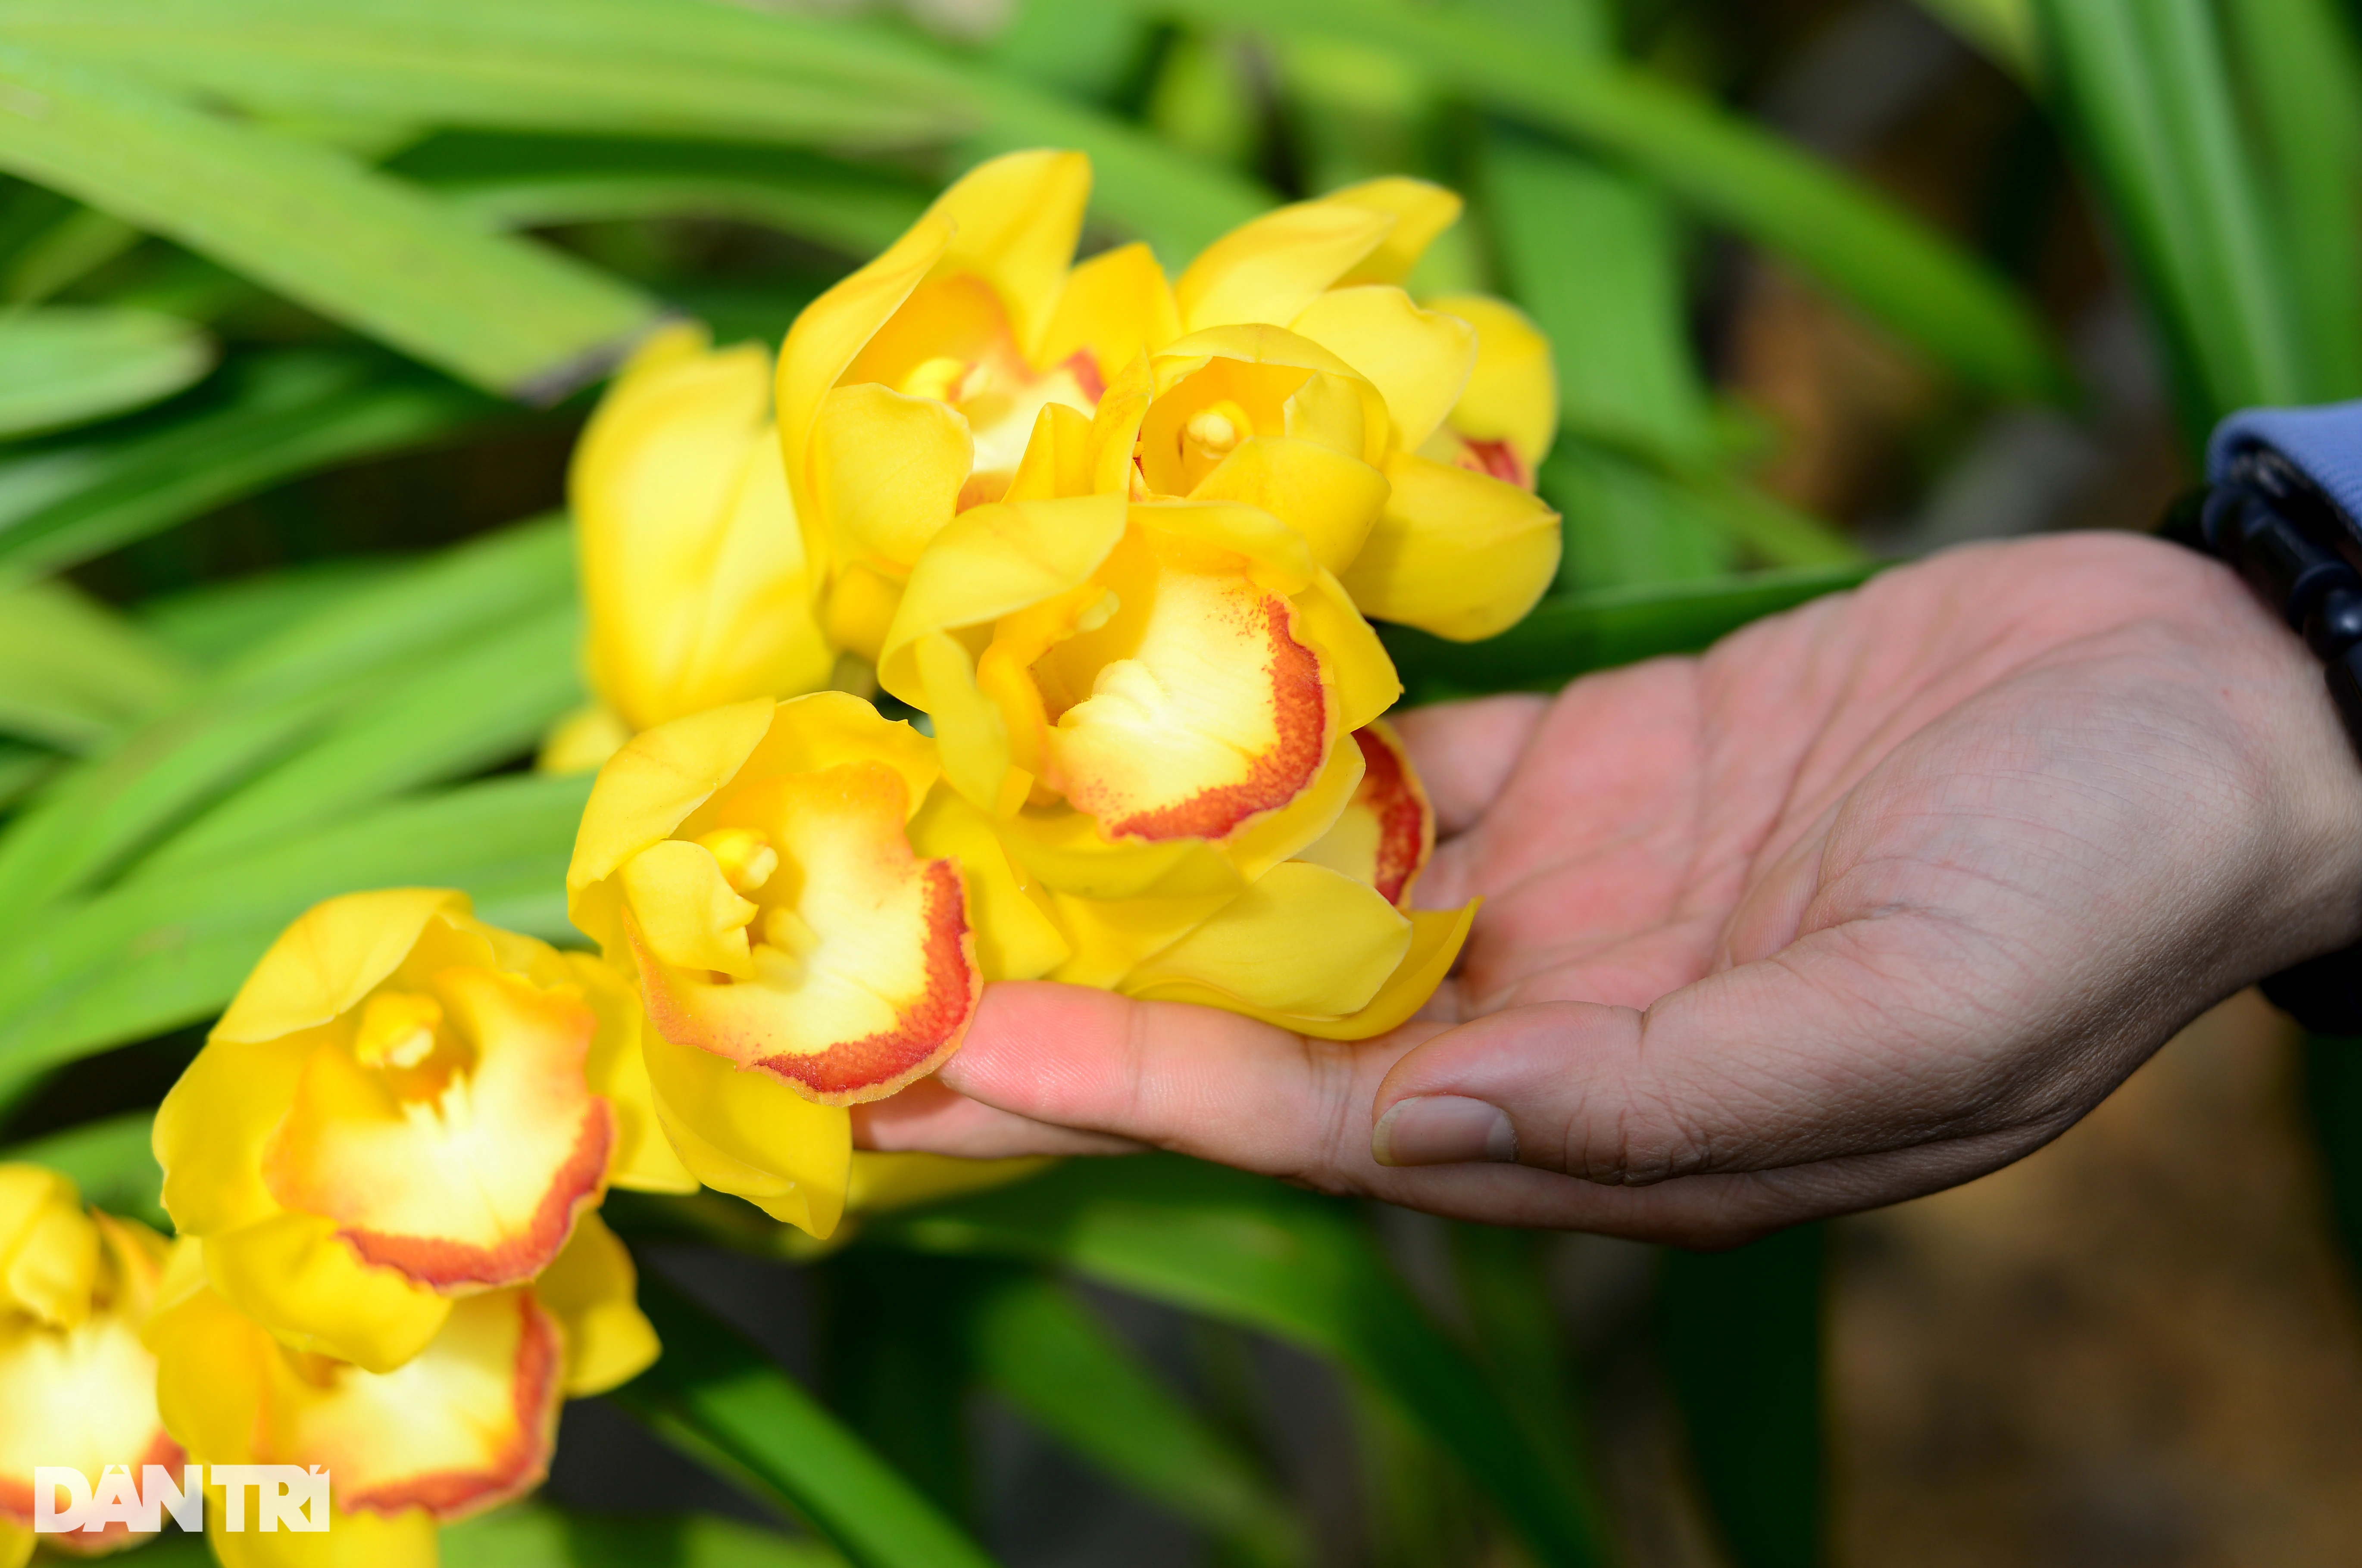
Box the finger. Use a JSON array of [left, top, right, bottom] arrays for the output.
[[927, 982, 2068, 1247], [853, 1075, 1144, 1158], [1372, 913, 2127, 1185], [1389, 694, 1547, 836]]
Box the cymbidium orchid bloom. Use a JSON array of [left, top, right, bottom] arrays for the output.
[[154, 891, 631, 1374], [546, 322, 837, 773], [0, 1168, 178, 1567], [145, 1214, 653, 1568], [878, 496, 1470, 1038], [780, 151, 1561, 652], [567, 691, 1063, 1237]]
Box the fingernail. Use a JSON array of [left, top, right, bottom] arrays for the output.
[[1372, 1096, 1518, 1167]]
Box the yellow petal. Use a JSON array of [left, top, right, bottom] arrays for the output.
[[809, 382, 974, 577], [718, 690, 942, 826], [1129, 900, 1477, 1040], [990, 806, 1244, 901], [532, 1211, 658, 1397], [845, 1152, 1053, 1214], [641, 1026, 852, 1239], [1426, 292, 1558, 471], [0, 1216, 177, 1549], [822, 562, 908, 666], [567, 954, 698, 1195], [278, 1289, 560, 1522], [923, 149, 1092, 364], [912, 630, 1026, 818], [1140, 325, 1390, 495], [211, 890, 471, 1045], [146, 1246, 265, 1463], [154, 1038, 314, 1238], [633, 761, 981, 1105], [0, 1521, 26, 1568], [571, 328, 831, 732], [1294, 722, 1433, 908], [907, 786, 1072, 980], [1177, 200, 1395, 332], [619, 839, 759, 978], [1118, 861, 1409, 1016], [568, 699, 778, 954], [203, 1213, 451, 1375], [1320, 176, 1465, 287], [1295, 568, 1401, 732], [778, 213, 954, 524], [0, 1164, 95, 1328], [259, 966, 612, 1293], [1340, 452, 1561, 641], [1186, 436, 1391, 576], [1040, 527, 1332, 844], [1002, 401, 1098, 504], [876, 493, 1128, 705], [1087, 352, 1154, 496], [1288, 285, 1475, 452], [538, 702, 632, 776], [210, 1503, 437, 1568], [1039, 240, 1181, 383], [1046, 886, 1244, 989]]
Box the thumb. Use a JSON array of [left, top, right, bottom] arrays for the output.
[[1372, 920, 2053, 1183]]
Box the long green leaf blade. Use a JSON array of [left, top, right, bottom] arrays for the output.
[[0, 577, 188, 752], [863, 1156, 1602, 1567], [0, 41, 661, 395], [0, 352, 493, 580], [1144, 0, 2068, 400], [615, 1281, 1003, 1568], [0, 305, 212, 436], [0, 771, 590, 1084], [967, 1270, 1304, 1566]]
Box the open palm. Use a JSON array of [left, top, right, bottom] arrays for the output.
[[860, 534, 2362, 1244]]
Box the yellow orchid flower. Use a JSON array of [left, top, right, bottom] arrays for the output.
[[0, 1168, 178, 1565], [1112, 717, 1476, 1040], [549, 322, 836, 771], [566, 691, 1067, 1237], [154, 891, 627, 1374], [144, 1215, 653, 1568], [876, 488, 1473, 1038], [777, 148, 1149, 661]]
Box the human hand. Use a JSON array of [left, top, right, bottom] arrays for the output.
[[856, 533, 2362, 1244]]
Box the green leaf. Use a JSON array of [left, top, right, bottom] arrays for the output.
[[0, 0, 964, 149], [0, 201, 141, 303], [615, 1279, 1004, 1568], [2220, 0, 2362, 400], [395, 134, 935, 260], [0, 576, 190, 752], [1657, 1227, 1826, 1568], [966, 1269, 1306, 1566], [862, 1155, 1603, 1568], [2032, 0, 2306, 434], [0, 1109, 166, 1228], [1382, 561, 1886, 702], [443, 1506, 846, 1568], [0, 770, 590, 1088], [0, 305, 211, 437], [137, 559, 403, 668], [0, 352, 494, 580], [128, 601, 579, 879], [1141, 0, 2068, 400], [0, 517, 571, 923], [0, 40, 662, 396], [1910, 0, 2038, 78], [1484, 130, 1715, 461]]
